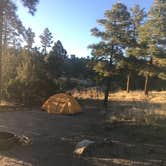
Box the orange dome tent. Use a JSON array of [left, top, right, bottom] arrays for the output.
[[42, 93, 82, 114]]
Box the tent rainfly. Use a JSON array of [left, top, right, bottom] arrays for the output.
[[42, 93, 82, 114]]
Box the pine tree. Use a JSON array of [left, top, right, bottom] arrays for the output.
[[1, 1, 25, 50], [40, 28, 53, 55], [25, 27, 35, 50], [45, 40, 67, 79], [21, 0, 39, 15], [89, 3, 131, 108], [0, 0, 39, 102], [125, 5, 146, 93], [133, 0, 166, 95]]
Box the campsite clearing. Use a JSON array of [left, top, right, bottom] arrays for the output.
[[0, 91, 165, 166]]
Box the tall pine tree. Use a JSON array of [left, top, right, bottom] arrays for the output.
[[89, 3, 131, 108], [130, 0, 166, 95], [0, 0, 39, 102], [40, 28, 53, 55], [125, 5, 146, 93]]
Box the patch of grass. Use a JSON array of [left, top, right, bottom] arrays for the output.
[[70, 90, 166, 165], [77, 90, 166, 164]]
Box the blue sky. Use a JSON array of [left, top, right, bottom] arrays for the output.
[[16, 0, 154, 57]]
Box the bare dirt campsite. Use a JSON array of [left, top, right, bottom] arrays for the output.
[[0, 90, 165, 166]]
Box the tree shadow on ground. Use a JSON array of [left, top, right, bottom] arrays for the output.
[[0, 98, 165, 166], [0, 133, 91, 166], [79, 98, 163, 110], [74, 98, 166, 166], [72, 121, 166, 166]]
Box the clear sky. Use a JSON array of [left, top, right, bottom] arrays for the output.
[[16, 0, 154, 57]]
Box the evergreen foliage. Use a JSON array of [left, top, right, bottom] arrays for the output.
[[40, 28, 53, 55], [0, 0, 165, 106], [89, 3, 132, 107]]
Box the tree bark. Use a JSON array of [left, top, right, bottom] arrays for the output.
[[144, 73, 149, 96], [144, 57, 152, 96], [103, 45, 114, 109], [0, 5, 3, 103], [126, 72, 131, 93], [103, 77, 110, 108]]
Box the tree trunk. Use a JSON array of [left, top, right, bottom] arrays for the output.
[[144, 57, 152, 96], [0, 6, 3, 103], [103, 45, 114, 109], [103, 77, 110, 109], [126, 72, 131, 93], [144, 74, 149, 96]]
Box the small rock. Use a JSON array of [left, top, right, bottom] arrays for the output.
[[16, 135, 32, 146], [103, 137, 112, 144], [73, 139, 95, 156]]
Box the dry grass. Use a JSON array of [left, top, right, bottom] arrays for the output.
[[71, 87, 104, 100], [109, 90, 166, 104], [0, 100, 15, 106], [72, 88, 166, 104], [72, 89, 166, 119], [108, 91, 166, 120], [75, 90, 166, 165]]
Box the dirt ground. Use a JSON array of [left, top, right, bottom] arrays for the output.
[[0, 91, 165, 166], [0, 105, 104, 166]]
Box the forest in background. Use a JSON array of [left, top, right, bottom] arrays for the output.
[[0, 0, 165, 106]]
